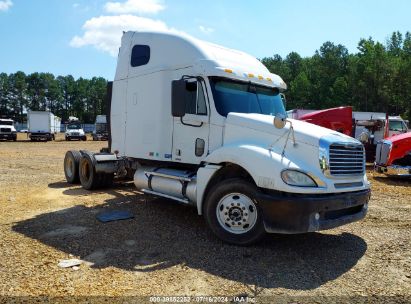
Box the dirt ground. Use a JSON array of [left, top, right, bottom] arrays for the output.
[[0, 133, 410, 302]]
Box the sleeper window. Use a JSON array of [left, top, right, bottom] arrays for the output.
[[131, 45, 150, 67]]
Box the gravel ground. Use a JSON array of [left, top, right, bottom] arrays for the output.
[[0, 134, 410, 303]]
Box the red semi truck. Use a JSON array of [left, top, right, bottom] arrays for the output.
[[298, 107, 353, 136], [288, 107, 411, 165], [374, 132, 411, 177]]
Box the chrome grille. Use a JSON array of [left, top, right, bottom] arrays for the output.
[[1, 128, 11, 133], [375, 141, 390, 165], [329, 143, 365, 176]]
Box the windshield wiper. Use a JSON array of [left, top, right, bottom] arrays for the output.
[[248, 83, 263, 113]]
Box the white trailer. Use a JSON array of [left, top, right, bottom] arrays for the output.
[[28, 111, 60, 141], [63, 31, 371, 245], [54, 116, 61, 134]]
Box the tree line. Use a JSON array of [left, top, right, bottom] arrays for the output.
[[1, 31, 410, 123], [0, 73, 107, 123], [261, 31, 411, 120]]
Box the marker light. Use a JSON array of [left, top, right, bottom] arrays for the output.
[[266, 77, 272, 82], [224, 69, 233, 74], [258, 75, 263, 80], [248, 73, 255, 78]]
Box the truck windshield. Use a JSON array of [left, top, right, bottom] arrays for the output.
[[209, 77, 286, 117], [389, 120, 405, 131], [68, 123, 81, 129], [0, 120, 13, 126], [96, 123, 107, 132]]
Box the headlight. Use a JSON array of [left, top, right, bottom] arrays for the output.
[[281, 170, 317, 187]]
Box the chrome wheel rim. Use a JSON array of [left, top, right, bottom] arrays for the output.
[[216, 193, 258, 234]]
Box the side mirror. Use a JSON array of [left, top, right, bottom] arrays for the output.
[[171, 79, 187, 117], [273, 113, 287, 129], [280, 93, 287, 109]]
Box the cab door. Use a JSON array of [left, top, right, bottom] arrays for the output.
[[172, 80, 210, 164]]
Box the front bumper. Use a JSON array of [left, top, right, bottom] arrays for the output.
[[66, 134, 86, 139], [375, 164, 411, 177], [256, 188, 371, 234], [93, 133, 108, 140], [30, 133, 51, 139], [0, 133, 16, 140]]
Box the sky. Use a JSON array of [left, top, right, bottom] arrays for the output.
[[0, 0, 410, 80]]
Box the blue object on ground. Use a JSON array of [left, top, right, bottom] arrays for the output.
[[96, 210, 134, 222]]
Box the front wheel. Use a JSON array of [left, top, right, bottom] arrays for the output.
[[204, 178, 266, 245]]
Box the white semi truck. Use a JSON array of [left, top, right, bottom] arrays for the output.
[[28, 111, 61, 141], [65, 118, 87, 141], [92, 115, 108, 141], [63, 32, 371, 245], [0, 118, 17, 141]]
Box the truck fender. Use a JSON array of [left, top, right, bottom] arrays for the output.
[[196, 164, 222, 215], [196, 144, 292, 215]]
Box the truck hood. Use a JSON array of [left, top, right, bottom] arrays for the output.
[[225, 113, 356, 147], [383, 132, 411, 165], [0, 124, 16, 131], [66, 129, 84, 133]]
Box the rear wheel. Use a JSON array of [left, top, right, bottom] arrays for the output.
[[204, 178, 265, 245], [79, 153, 103, 190], [64, 150, 81, 184]]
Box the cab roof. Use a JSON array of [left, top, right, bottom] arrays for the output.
[[116, 31, 286, 90]]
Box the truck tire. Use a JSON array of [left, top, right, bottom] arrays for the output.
[[204, 178, 265, 245], [64, 150, 81, 184], [82, 136, 87, 141], [79, 153, 103, 190]]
